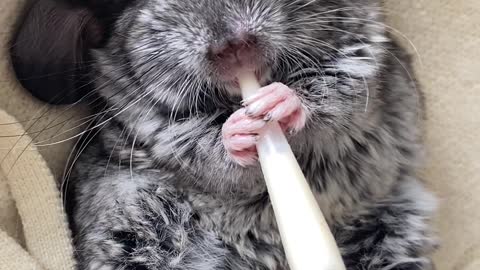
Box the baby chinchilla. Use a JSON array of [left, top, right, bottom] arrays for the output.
[[11, 0, 437, 269]]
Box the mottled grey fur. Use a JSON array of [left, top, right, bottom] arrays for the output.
[[66, 0, 437, 269]]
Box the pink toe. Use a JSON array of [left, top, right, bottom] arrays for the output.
[[242, 83, 280, 105], [223, 118, 266, 137], [243, 83, 294, 117], [226, 108, 250, 124], [268, 97, 301, 122], [291, 109, 307, 131], [280, 108, 307, 133], [245, 94, 284, 117], [225, 135, 257, 151]]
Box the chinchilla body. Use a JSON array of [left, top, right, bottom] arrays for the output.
[[11, 0, 437, 269]]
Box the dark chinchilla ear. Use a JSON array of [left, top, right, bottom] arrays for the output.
[[10, 0, 105, 105]]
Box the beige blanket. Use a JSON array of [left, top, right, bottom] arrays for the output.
[[0, 110, 76, 270], [0, 0, 479, 269]]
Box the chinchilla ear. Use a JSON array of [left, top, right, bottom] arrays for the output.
[[10, 0, 105, 105]]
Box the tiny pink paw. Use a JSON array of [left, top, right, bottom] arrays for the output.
[[222, 108, 266, 166], [242, 83, 307, 133], [223, 83, 307, 166]]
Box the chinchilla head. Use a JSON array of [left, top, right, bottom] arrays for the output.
[[12, 0, 385, 104]]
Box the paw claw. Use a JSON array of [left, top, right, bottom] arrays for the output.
[[244, 83, 306, 131], [263, 113, 272, 121]]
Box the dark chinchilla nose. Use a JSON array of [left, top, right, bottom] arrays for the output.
[[208, 32, 259, 65]]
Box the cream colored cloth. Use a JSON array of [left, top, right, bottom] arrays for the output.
[[0, 109, 76, 269], [0, 0, 479, 269], [0, 1, 81, 269], [384, 1, 480, 269]]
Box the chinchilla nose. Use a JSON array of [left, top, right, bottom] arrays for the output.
[[208, 32, 259, 64]]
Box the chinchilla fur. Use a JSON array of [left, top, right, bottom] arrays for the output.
[[11, 0, 438, 269]]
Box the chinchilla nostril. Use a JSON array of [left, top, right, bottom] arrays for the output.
[[208, 33, 258, 60]]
